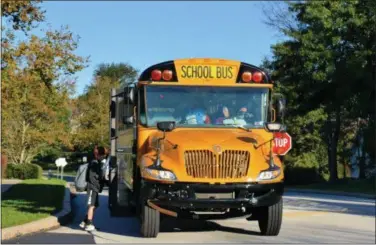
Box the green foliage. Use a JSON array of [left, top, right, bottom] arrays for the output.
[[1, 28, 88, 164], [94, 62, 138, 85], [276, 106, 329, 183], [71, 62, 138, 151], [262, 0, 375, 183], [33, 145, 64, 164], [1, 155, 8, 178], [70, 76, 115, 151], [6, 163, 43, 179], [1, 0, 45, 33], [1, 1, 89, 164]]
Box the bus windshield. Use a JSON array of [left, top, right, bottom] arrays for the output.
[[142, 85, 269, 129]]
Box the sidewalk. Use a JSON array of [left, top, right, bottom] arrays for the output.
[[1, 179, 22, 193]]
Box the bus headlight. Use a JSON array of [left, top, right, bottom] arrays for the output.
[[143, 168, 177, 181], [257, 168, 281, 181]]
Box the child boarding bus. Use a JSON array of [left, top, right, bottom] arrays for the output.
[[107, 58, 291, 238]]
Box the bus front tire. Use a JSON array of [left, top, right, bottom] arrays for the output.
[[257, 197, 283, 236], [140, 203, 160, 238]]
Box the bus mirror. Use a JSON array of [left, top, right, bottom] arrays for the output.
[[277, 97, 286, 119], [272, 93, 286, 121], [124, 87, 135, 104], [123, 116, 134, 125], [157, 121, 176, 132]]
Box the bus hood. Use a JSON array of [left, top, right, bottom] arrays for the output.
[[155, 128, 266, 148], [142, 128, 277, 182]]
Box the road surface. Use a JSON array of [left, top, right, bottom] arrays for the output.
[[3, 183, 375, 244]]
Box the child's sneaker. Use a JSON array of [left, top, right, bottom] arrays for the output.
[[84, 220, 95, 231], [79, 221, 86, 229], [85, 223, 96, 231]]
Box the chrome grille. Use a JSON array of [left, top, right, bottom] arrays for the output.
[[184, 150, 250, 179]]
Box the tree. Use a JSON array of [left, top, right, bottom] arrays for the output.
[[346, 0, 376, 178], [261, 59, 330, 183], [262, 0, 375, 181], [1, 27, 88, 164], [1, 0, 45, 33], [71, 76, 118, 151], [94, 62, 138, 86], [1, 0, 89, 164], [71, 62, 138, 151]]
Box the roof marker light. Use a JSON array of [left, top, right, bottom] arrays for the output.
[[151, 69, 162, 80], [162, 70, 173, 81], [242, 71, 252, 82], [253, 71, 263, 83]]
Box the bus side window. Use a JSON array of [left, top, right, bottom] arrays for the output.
[[139, 87, 146, 125], [117, 97, 126, 131]]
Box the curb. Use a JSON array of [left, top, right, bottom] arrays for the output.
[[1, 183, 73, 241], [285, 188, 376, 200]]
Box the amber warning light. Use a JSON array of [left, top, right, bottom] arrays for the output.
[[242, 71, 252, 82]]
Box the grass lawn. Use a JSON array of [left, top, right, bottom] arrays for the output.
[[290, 178, 375, 195], [1, 178, 66, 229]]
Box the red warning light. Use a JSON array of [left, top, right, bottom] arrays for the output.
[[253, 71, 263, 83], [151, 69, 162, 80]]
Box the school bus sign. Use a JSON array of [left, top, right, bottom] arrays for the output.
[[174, 59, 240, 84]]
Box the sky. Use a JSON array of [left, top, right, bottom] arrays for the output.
[[27, 1, 285, 96]]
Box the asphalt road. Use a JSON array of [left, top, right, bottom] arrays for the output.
[[3, 183, 376, 244]]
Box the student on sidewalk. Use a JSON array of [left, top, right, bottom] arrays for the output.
[[80, 146, 106, 231]]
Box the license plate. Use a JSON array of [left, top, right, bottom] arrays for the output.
[[195, 192, 235, 199]]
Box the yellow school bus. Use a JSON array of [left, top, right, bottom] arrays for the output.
[[108, 58, 288, 237]]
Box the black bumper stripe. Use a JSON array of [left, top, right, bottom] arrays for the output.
[[141, 180, 284, 208]]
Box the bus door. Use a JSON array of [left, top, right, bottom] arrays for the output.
[[108, 86, 136, 215]]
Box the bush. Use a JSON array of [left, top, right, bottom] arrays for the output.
[[6, 163, 43, 179], [1, 155, 8, 178]]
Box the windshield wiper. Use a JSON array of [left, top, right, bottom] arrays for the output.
[[230, 124, 251, 132]]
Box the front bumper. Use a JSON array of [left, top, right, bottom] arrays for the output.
[[141, 180, 284, 210]]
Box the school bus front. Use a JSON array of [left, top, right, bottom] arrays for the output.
[[109, 58, 288, 238]]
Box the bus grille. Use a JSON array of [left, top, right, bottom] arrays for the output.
[[184, 150, 250, 179]]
